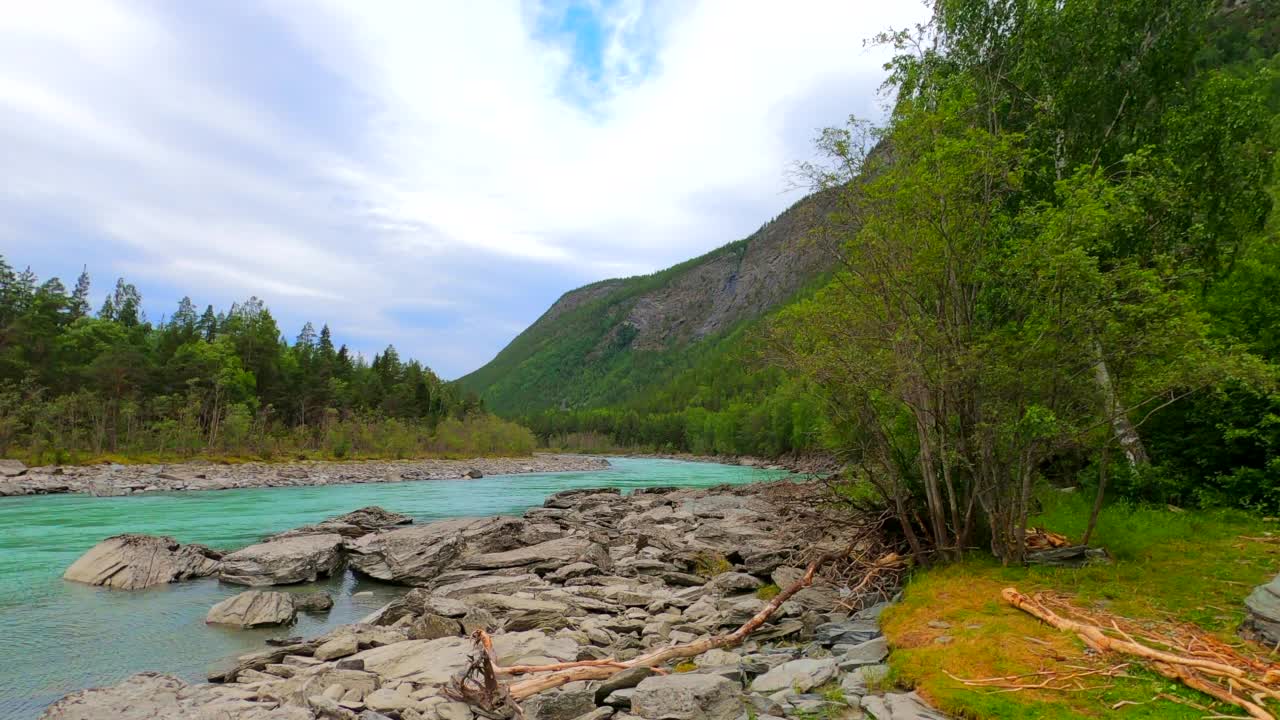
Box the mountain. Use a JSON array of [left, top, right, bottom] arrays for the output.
[[458, 190, 837, 417]]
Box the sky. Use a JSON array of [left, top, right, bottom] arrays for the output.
[[0, 0, 930, 379]]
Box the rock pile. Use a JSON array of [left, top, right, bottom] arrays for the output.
[[45, 483, 945, 720], [0, 454, 610, 497]]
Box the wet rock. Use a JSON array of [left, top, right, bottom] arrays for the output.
[[219, 533, 345, 586], [297, 592, 335, 612], [206, 590, 298, 628], [631, 674, 742, 720], [465, 469, 484, 479], [63, 534, 222, 590]]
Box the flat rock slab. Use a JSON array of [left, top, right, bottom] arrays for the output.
[[749, 657, 838, 694], [218, 533, 344, 586], [346, 516, 527, 585], [861, 691, 950, 720], [206, 590, 297, 628], [63, 534, 222, 590], [268, 506, 413, 540], [632, 674, 743, 720], [38, 671, 311, 720]]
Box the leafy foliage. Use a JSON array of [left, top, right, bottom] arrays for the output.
[[0, 259, 532, 462]]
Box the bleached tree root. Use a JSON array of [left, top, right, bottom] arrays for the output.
[[447, 550, 902, 709], [1003, 587, 1275, 720]]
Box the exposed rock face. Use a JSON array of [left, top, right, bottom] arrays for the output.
[[267, 506, 413, 541], [38, 672, 313, 720], [218, 534, 344, 586], [631, 674, 743, 720], [206, 590, 297, 628], [345, 516, 529, 585], [63, 534, 222, 590], [749, 657, 838, 693], [0, 458, 27, 476]]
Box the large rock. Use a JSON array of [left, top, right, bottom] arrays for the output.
[[1245, 574, 1280, 645], [269, 506, 414, 540], [631, 674, 742, 720], [38, 672, 311, 720], [861, 691, 950, 720], [218, 533, 344, 586], [461, 537, 610, 572], [346, 516, 528, 585], [749, 657, 838, 694], [521, 681, 595, 720], [206, 590, 297, 628], [0, 458, 27, 476], [63, 534, 222, 590]]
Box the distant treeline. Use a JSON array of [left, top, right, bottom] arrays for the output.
[[0, 257, 533, 462]]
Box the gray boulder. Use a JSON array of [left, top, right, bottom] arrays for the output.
[[295, 591, 334, 612], [63, 534, 222, 590], [206, 590, 297, 628], [631, 674, 742, 720], [218, 533, 344, 586], [1244, 575, 1280, 645], [462, 537, 610, 572], [0, 458, 27, 476], [346, 516, 527, 585], [521, 681, 595, 720], [861, 691, 949, 720], [749, 657, 838, 694]]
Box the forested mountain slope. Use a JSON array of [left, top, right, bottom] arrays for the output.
[[459, 190, 836, 417]]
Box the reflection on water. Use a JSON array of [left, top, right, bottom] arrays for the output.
[[0, 457, 780, 719]]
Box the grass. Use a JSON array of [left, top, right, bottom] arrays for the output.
[[881, 492, 1280, 719]]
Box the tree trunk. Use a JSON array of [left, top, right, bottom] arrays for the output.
[[1092, 339, 1149, 467], [1082, 441, 1110, 546]]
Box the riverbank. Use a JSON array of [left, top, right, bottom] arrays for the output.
[[0, 454, 610, 497], [37, 477, 935, 720], [883, 495, 1278, 719], [614, 451, 840, 477]]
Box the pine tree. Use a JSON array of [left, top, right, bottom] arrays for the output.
[[70, 266, 91, 319], [296, 321, 316, 349], [198, 305, 218, 341]]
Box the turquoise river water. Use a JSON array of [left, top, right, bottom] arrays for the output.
[[0, 457, 781, 719]]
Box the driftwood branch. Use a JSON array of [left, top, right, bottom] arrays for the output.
[[448, 550, 903, 707], [1003, 587, 1276, 720]]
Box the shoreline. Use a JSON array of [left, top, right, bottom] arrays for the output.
[[39, 478, 937, 720], [612, 451, 840, 476], [0, 453, 612, 498]]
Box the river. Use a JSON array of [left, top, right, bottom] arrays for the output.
[[0, 457, 781, 719]]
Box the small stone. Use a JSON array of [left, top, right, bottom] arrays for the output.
[[926, 620, 951, 629], [934, 635, 953, 645], [595, 666, 654, 703]]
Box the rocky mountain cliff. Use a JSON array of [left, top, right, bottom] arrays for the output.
[[458, 190, 837, 415]]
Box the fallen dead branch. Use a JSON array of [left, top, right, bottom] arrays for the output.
[[446, 550, 904, 712], [1003, 587, 1280, 720]]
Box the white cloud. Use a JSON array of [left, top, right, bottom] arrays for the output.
[[0, 0, 929, 377]]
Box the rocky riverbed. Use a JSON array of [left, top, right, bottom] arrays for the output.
[[42, 480, 945, 720], [0, 454, 610, 497]]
